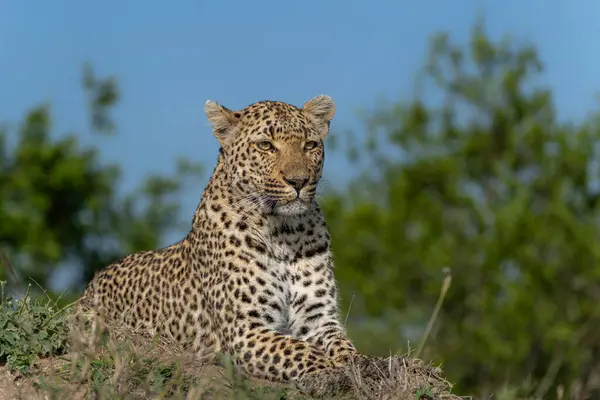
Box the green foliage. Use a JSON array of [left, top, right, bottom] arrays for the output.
[[0, 282, 70, 374], [324, 21, 600, 398], [0, 65, 203, 290]]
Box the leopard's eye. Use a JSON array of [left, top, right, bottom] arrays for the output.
[[304, 141, 319, 151], [256, 141, 274, 151]]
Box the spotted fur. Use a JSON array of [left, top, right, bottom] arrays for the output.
[[78, 95, 358, 391]]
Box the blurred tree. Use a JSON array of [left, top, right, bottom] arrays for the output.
[[323, 21, 600, 399], [0, 65, 202, 293]]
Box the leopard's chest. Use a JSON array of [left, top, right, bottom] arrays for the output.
[[259, 238, 305, 333]]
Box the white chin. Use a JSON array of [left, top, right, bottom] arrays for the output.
[[275, 200, 309, 216]]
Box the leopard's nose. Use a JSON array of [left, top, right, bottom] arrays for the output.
[[283, 176, 309, 194]]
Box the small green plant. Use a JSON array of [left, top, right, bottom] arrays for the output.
[[415, 386, 434, 399], [0, 282, 72, 374]]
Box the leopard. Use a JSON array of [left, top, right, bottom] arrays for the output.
[[77, 95, 368, 396]]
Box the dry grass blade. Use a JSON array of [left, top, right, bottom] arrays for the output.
[[0, 248, 20, 284], [416, 268, 452, 359]]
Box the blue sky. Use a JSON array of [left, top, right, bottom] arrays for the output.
[[1, 0, 599, 288]]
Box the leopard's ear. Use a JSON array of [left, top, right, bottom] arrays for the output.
[[302, 95, 336, 137], [204, 100, 241, 146]]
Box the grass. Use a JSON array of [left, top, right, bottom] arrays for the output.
[[0, 279, 463, 400]]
